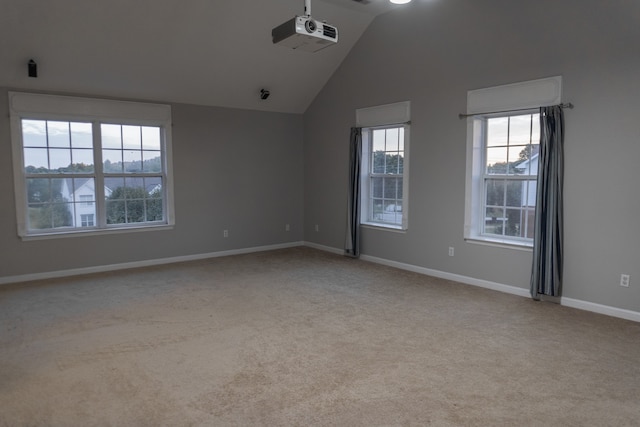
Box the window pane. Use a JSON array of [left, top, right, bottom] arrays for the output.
[[508, 145, 528, 174], [383, 177, 398, 199], [487, 117, 508, 147], [530, 144, 539, 173], [51, 178, 69, 201], [372, 200, 383, 221], [386, 154, 399, 174], [386, 128, 399, 151], [372, 177, 383, 198], [398, 128, 405, 151], [486, 147, 507, 174], [124, 178, 147, 223], [141, 126, 161, 150], [27, 178, 51, 203], [126, 198, 146, 223], [531, 116, 540, 143], [105, 177, 125, 199], [373, 151, 385, 174], [123, 150, 143, 173], [524, 208, 535, 239], [398, 153, 404, 174], [122, 125, 141, 149], [383, 200, 402, 225], [505, 181, 523, 207], [124, 177, 146, 194], [47, 121, 71, 148], [372, 129, 385, 152], [145, 177, 162, 195], [24, 148, 49, 173], [70, 122, 93, 148], [28, 202, 73, 230], [505, 208, 523, 237], [105, 178, 126, 224], [142, 151, 162, 172], [485, 179, 504, 206], [103, 149, 123, 173], [523, 180, 537, 207], [146, 198, 163, 221], [106, 200, 125, 225], [72, 178, 95, 204], [49, 148, 72, 171], [101, 124, 122, 149], [509, 115, 533, 145], [22, 120, 47, 147], [513, 145, 536, 175], [71, 149, 94, 172], [485, 207, 505, 236]]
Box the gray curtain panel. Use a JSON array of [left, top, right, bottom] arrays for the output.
[[345, 127, 362, 258], [530, 105, 565, 299]]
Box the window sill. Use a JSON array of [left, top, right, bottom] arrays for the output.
[[464, 236, 533, 251], [361, 222, 407, 233], [20, 223, 174, 241]]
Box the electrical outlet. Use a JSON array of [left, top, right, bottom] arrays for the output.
[[448, 247, 455, 257], [620, 274, 630, 288], [223, 229, 228, 238], [315, 224, 319, 232], [285, 224, 290, 232]]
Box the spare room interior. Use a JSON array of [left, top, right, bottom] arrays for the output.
[[1, 0, 639, 425]]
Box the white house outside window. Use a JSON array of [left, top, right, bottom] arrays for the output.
[[9, 92, 174, 239]]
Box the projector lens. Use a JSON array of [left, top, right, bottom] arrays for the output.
[[305, 20, 317, 33]]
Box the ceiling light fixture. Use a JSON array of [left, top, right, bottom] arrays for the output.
[[389, 0, 412, 4]]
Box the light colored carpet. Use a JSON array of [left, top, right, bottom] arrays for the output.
[[1, 247, 639, 426]]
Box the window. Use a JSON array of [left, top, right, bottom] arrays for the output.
[[79, 195, 94, 206], [361, 126, 408, 228], [9, 92, 174, 238], [80, 214, 95, 227], [356, 101, 410, 230], [479, 112, 539, 241], [464, 76, 562, 247]]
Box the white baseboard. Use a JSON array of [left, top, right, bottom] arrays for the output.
[[359, 254, 531, 298], [0, 241, 304, 286], [303, 241, 344, 255], [560, 297, 640, 323], [2, 240, 638, 323], [309, 243, 640, 323]]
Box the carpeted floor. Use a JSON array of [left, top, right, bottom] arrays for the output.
[[1, 247, 639, 426]]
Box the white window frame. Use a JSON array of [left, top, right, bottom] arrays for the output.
[[357, 101, 410, 231], [464, 76, 562, 248], [9, 92, 175, 240]]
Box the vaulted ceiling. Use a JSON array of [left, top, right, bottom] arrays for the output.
[[0, 0, 407, 113]]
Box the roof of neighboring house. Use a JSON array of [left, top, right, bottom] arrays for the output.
[[61, 177, 160, 198]]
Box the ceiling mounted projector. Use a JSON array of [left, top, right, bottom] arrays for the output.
[[272, 0, 338, 53]]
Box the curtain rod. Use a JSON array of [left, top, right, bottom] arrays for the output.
[[458, 103, 574, 119]]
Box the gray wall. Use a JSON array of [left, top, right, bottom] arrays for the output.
[[0, 89, 304, 278], [303, 0, 640, 312]]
